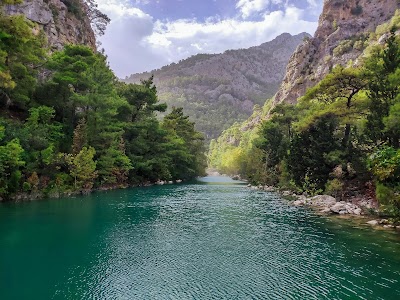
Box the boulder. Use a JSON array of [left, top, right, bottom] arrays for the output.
[[330, 202, 347, 214], [296, 195, 307, 202], [309, 195, 337, 207], [293, 200, 305, 206], [383, 225, 395, 229], [264, 186, 275, 192], [367, 220, 379, 226]]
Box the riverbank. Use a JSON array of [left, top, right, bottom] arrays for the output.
[[248, 184, 400, 231], [2, 179, 186, 203]]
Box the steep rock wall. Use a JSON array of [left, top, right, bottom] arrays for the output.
[[4, 0, 95, 50], [274, 0, 400, 105]]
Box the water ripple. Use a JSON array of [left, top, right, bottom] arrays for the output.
[[1, 178, 400, 299]]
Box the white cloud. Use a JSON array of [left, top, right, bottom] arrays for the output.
[[236, 0, 283, 18], [306, 0, 318, 7], [97, 1, 319, 77]]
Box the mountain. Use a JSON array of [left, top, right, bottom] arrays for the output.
[[124, 32, 310, 140], [209, 1, 400, 175], [274, 0, 400, 105], [3, 0, 96, 50]]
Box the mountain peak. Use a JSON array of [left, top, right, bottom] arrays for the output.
[[125, 34, 306, 140]]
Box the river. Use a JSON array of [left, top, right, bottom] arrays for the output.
[[1, 176, 400, 299]]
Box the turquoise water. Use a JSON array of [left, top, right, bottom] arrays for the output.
[[1, 176, 400, 299]]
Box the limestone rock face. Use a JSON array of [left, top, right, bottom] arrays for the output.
[[274, 0, 400, 105], [4, 0, 95, 50]]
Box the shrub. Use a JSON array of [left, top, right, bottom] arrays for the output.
[[350, 5, 363, 16], [325, 178, 344, 199], [22, 182, 31, 192]]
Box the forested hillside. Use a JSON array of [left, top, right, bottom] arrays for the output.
[[0, 1, 206, 201], [125, 33, 309, 140], [209, 11, 400, 218]]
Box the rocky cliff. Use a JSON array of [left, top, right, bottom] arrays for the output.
[[274, 0, 400, 105], [125, 33, 309, 140], [3, 0, 95, 50]]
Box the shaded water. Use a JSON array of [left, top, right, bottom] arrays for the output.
[[1, 176, 400, 299]]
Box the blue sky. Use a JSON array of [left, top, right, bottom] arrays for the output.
[[97, 0, 323, 77]]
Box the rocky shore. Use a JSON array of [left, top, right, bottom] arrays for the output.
[[248, 184, 400, 230]]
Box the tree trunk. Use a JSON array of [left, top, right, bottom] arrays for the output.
[[342, 124, 351, 149]]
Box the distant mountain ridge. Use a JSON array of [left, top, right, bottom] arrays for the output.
[[124, 32, 310, 140]]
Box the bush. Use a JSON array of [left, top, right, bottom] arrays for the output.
[[350, 5, 363, 16], [325, 178, 344, 199], [376, 183, 400, 218], [22, 182, 31, 192], [333, 40, 354, 56]]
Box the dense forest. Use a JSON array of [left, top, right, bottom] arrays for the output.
[[210, 22, 400, 218], [0, 5, 206, 200]]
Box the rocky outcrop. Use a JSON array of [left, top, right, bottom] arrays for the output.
[[291, 194, 364, 215], [125, 33, 310, 140], [274, 0, 400, 105], [4, 0, 95, 50]]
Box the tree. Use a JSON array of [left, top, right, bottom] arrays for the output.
[[0, 126, 25, 197], [97, 138, 132, 185], [364, 30, 400, 146], [66, 146, 97, 190], [303, 66, 367, 149], [18, 106, 63, 173], [118, 78, 171, 182], [85, 0, 110, 36], [0, 12, 46, 109], [288, 114, 339, 191], [368, 147, 400, 217], [163, 107, 206, 179], [36, 45, 96, 147]]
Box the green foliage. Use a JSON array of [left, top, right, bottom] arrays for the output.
[[364, 30, 400, 146], [0, 28, 206, 199], [61, 0, 83, 18], [0, 13, 46, 109], [325, 178, 344, 199], [85, 0, 110, 36], [0, 136, 25, 197], [97, 139, 132, 185], [162, 107, 207, 180], [376, 183, 400, 218], [288, 114, 340, 190], [209, 29, 400, 219], [66, 146, 97, 190], [333, 40, 354, 56], [368, 147, 400, 184]]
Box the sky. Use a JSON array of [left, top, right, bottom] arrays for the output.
[[96, 0, 324, 78]]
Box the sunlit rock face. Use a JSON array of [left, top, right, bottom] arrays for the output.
[[274, 0, 400, 105], [4, 0, 96, 50]]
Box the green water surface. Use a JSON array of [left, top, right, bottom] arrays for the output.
[[1, 176, 400, 299]]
